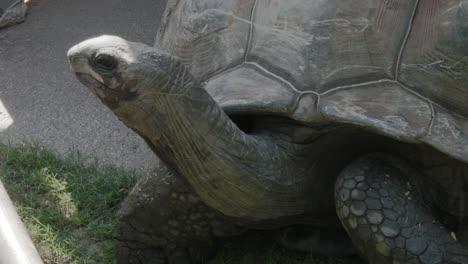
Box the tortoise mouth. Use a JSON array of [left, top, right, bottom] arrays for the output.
[[75, 73, 137, 101], [75, 73, 104, 90], [75, 73, 113, 97]]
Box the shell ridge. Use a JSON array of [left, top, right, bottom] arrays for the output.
[[202, 64, 242, 84], [394, 0, 420, 80], [319, 79, 393, 96], [244, 61, 306, 95], [425, 102, 436, 138], [244, 0, 259, 61]]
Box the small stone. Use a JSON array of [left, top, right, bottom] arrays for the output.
[[406, 237, 427, 256], [371, 225, 379, 232], [351, 189, 366, 200], [367, 210, 384, 225], [380, 220, 401, 238], [351, 201, 367, 216]]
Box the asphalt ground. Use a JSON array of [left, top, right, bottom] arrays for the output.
[[0, 0, 168, 172]]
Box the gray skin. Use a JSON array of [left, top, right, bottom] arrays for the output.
[[67, 1, 468, 263]]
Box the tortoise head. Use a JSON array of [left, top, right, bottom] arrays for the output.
[[67, 35, 175, 108]]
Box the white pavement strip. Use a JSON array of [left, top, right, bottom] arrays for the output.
[[0, 100, 13, 131]]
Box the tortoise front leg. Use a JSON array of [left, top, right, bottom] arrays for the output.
[[115, 164, 245, 264], [335, 153, 468, 264]]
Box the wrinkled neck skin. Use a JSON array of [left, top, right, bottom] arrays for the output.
[[111, 59, 315, 220]]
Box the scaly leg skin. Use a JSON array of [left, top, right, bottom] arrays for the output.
[[115, 165, 245, 264], [335, 153, 468, 264]]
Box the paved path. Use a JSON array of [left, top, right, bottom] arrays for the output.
[[0, 0, 167, 172]]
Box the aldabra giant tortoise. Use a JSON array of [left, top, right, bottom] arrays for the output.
[[67, 0, 468, 263]]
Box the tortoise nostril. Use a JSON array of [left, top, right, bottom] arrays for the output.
[[95, 54, 117, 71], [68, 55, 83, 64]]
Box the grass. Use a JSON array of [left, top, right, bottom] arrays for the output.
[[0, 143, 362, 264], [0, 143, 136, 263]]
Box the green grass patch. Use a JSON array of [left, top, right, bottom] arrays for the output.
[[0, 143, 136, 264], [0, 143, 362, 264]]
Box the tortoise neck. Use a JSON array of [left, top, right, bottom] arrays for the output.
[[113, 59, 309, 220]]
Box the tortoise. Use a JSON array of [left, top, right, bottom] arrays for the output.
[[67, 0, 468, 263]]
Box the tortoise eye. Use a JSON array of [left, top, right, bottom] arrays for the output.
[[94, 54, 117, 71]]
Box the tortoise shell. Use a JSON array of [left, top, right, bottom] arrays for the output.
[[156, 0, 468, 163]]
